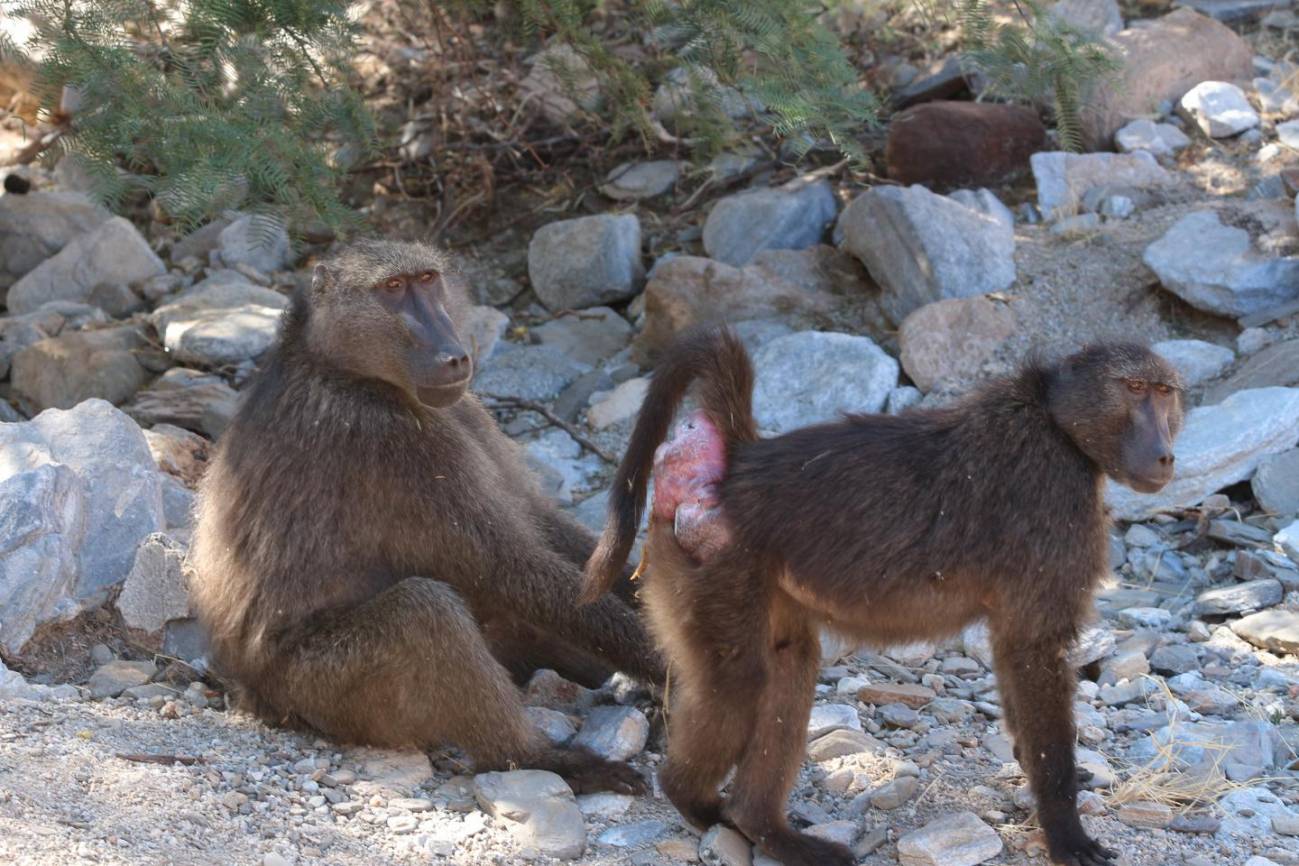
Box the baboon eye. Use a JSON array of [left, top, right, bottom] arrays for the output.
[[419, 271, 437, 283], [1154, 383, 1172, 396], [1125, 379, 1146, 394], [382, 277, 403, 291]]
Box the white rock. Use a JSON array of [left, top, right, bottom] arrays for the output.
[[703, 179, 838, 267], [150, 277, 287, 366], [528, 214, 644, 310], [1151, 339, 1235, 387], [114, 532, 190, 634], [1181, 81, 1259, 137], [699, 824, 752, 866], [1106, 387, 1299, 519], [897, 812, 1003, 866], [838, 185, 1015, 324], [519, 799, 586, 860], [217, 214, 292, 274], [807, 703, 863, 740], [7, 217, 165, 315], [571, 706, 649, 761], [751, 331, 898, 434], [0, 401, 164, 655], [1046, 0, 1123, 36], [1030, 151, 1172, 221], [600, 161, 681, 201], [1142, 211, 1299, 318], [1115, 118, 1190, 156]]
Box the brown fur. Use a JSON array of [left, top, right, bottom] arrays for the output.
[[191, 240, 661, 793], [585, 327, 1184, 866]]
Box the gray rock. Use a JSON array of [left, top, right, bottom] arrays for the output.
[[599, 161, 681, 201], [1030, 151, 1172, 220], [0, 400, 164, 654], [0, 191, 111, 290], [160, 476, 195, 530], [519, 799, 587, 860], [699, 824, 752, 866], [87, 659, 156, 699], [946, 189, 1014, 230], [572, 706, 649, 761], [1179, 0, 1292, 21], [162, 617, 209, 662], [123, 368, 240, 439], [702, 180, 837, 266], [114, 532, 190, 634], [11, 326, 150, 412], [1219, 786, 1297, 839], [474, 344, 591, 402], [1149, 643, 1200, 674], [898, 296, 1016, 392], [1118, 801, 1175, 829], [1115, 119, 1191, 156], [525, 707, 577, 746], [1114, 607, 1173, 630], [576, 792, 633, 819], [1253, 449, 1299, 515], [151, 278, 287, 366], [896, 812, 1003, 866], [1181, 81, 1259, 137], [464, 305, 510, 365], [1047, 0, 1123, 36], [871, 775, 920, 809], [807, 703, 863, 740], [528, 214, 643, 310], [1231, 608, 1299, 653], [1069, 623, 1117, 667], [1206, 340, 1299, 404], [523, 428, 602, 504], [1194, 578, 1283, 615], [216, 214, 292, 274], [1107, 387, 1299, 520], [1144, 211, 1299, 318], [1151, 339, 1234, 387], [7, 217, 165, 315], [1050, 213, 1102, 236], [519, 45, 601, 126], [532, 307, 632, 367], [887, 386, 923, 415], [595, 820, 668, 847], [807, 728, 883, 761], [170, 216, 234, 263], [839, 185, 1015, 325], [1166, 671, 1241, 714], [0, 302, 109, 379], [751, 332, 898, 434]]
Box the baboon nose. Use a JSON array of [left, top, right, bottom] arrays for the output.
[[1158, 451, 1174, 467], [438, 351, 470, 369]]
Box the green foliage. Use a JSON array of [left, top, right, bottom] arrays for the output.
[[957, 0, 1120, 152], [6, 0, 375, 234]]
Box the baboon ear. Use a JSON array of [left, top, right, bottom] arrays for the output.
[[311, 264, 334, 294]]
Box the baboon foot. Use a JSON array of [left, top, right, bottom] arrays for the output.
[[660, 766, 725, 831], [756, 829, 855, 866], [545, 747, 647, 796], [1046, 825, 1117, 866]]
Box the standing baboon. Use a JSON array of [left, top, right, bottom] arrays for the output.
[[583, 328, 1183, 866], [191, 240, 660, 793]]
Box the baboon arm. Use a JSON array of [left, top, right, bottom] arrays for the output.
[[532, 503, 640, 605]]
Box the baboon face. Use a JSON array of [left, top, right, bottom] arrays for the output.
[[310, 241, 473, 409], [1048, 344, 1184, 493]]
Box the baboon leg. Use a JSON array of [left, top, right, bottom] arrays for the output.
[[992, 621, 1116, 866], [647, 528, 769, 828], [481, 613, 615, 688], [722, 596, 853, 866], [277, 577, 644, 794]]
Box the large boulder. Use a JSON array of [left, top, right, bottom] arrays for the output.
[[0, 191, 111, 291], [150, 275, 287, 366], [0, 301, 107, 378], [701, 179, 838, 266], [11, 326, 151, 411], [839, 185, 1015, 325], [528, 214, 643, 310], [123, 368, 240, 439], [751, 331, 898, 434], [1143, 211, 1299, 319], [1079, 8, 1254, 150], [0, 400, 165, 655], [216, 213, 292, 274], [633, 253, 836, 362], [7, 217, 165, 315], [1204, 339, 1299, 404], [1106, 387, 1299, 520], [886, 102, 1046, 190]]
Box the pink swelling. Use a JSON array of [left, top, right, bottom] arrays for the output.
[[651, 412, 733, 560]]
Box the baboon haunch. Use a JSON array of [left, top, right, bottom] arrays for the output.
[[583, 328, 1184, 866], [191, 240, 661, 793]]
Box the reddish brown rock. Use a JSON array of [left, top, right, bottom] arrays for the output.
[[886, 101, 1046, 190], [899, 296, 1017, 392], [1081, 8, 1253, 150]]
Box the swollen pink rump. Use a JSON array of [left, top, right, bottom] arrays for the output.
[[651, 411, 734, 561]]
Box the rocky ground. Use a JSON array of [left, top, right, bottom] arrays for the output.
[[3, 0, 1299, 865]]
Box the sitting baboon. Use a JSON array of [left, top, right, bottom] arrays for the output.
[[583, 328, 1183, 866], [191, 240, 660, 793]]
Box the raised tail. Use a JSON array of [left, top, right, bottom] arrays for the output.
[[580, 325, 757, 604]]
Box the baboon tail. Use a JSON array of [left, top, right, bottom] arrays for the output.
[[580, 326, 756, 604]]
